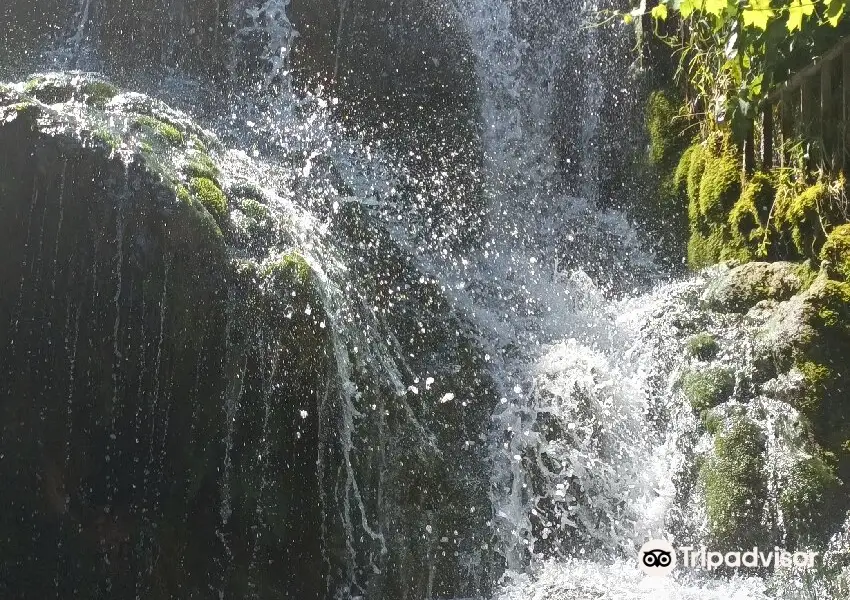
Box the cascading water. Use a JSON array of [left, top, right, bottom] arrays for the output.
[[2, 0, 850, 598]]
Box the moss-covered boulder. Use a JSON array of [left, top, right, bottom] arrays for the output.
[[700, 415, 768, 550], [685, 332, 720, 361], [780, 450, 842, 548], [775, 182, 837, 260], [821, 224, 850, 282], [0, 74, 501, 600], [699, 152, 741, 224], [702, 261, 812, 313], [682, 366, 735, 413], [0, 76, 330, 598], [728, 173, 775, 260]]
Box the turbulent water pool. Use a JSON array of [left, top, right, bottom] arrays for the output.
[[1, 0, 850, 599]]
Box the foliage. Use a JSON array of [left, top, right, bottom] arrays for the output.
[[624, 0, 847, 144]]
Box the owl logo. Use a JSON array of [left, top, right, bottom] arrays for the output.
[[638, 539, 677, 576]]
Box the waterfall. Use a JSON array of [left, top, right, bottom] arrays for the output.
[[2, 0, 850, 598]]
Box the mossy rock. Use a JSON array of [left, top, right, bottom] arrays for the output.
[[702, 261, 810, 313], [700, 415, 767, 549], [728, 173, 776, 260], [687, 227, 727, 270], [820, 224, 850, 282], [698, 152, 741, 225], [675, 144, 699, 197], [646, 90, 684, 166], [231, 197, 284, 253], [779, 182, 834, 260], [760, 277, 850, 477], [23, 74, 117, 107], [682, 366, 735, 412], [189, 177, 228, 227], [135, 115, 185, 146], [183, 151, 220, 182], [686, 143, 707, 223], [685, 332, 720, 361], [780, 450, 841, 548]]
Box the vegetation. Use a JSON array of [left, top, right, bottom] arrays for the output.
[[821, 224, 850, 281], [701, 414, 767, 549], [629, 0, 847, 143], [190, 176, 228, 227], [135, 115, 185, 146], [682, 366, 735, 412], [780, 450, 841, 548], [685, 331, 720, 360]]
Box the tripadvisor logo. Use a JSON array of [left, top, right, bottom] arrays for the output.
[[638, 539, 818, 576], [638, 539, 677, 576]]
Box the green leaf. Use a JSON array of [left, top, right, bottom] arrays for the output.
[[786, 0, 815, 32], [623, 12, 634, 24], [704, 0, 726, 16], [742, 0, 774, 30], [679, 0, 700, 18], [825, 0, 846, 27], [651, 3, 669, 20]]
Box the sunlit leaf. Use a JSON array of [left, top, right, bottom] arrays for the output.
[[704, 0, 727, 16], [679, 0, 699, 18], [742, 0, 774, 30], [786, 0, 815, 32], [825, 0, 846, 27], [623, 13, 634, 24], [651, 3, 669, 20]]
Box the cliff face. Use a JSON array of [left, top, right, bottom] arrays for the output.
[[0, 79, 327, 598], [0, 74, 499, 599]]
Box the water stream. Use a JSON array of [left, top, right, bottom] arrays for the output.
[[2, 0, 850, 598]]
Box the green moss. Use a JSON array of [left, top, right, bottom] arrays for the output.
[[820, 224, 850, 282], [240, 198, 270, 222], [646, 91, 683, 166], [704, 412, 723, 435], [176, 184, 191, 204], [675, 144, 699, 196], [135, 115, 184, 146], [780, 183, 832, 259], [699, 153, 741, 225], [263, 253, 311, 288], [183, 152, 220, 182], [780, 450, 841, 548], [701, 415, 767, 548], [81, 81, 118, 107], [686, 144, 707, 214], [686, 332, 720, 361], [794, 261, 819, 290], [190, 177, 228, 226], [93, 129, 121, 150], [728, 173, 775, 260], [688, 227, 727, 270], [682, 367, 735, 412]]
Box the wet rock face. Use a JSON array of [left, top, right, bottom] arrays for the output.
[[1, 0, 234, 83], [0, 87, 327, 598], [288, 0, 483, 236]]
